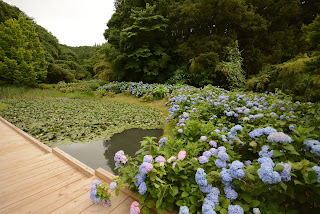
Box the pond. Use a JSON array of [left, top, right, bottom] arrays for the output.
[[57, 128, 163, 174]]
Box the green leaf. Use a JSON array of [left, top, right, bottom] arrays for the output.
[[280, 181, 287, 191], [147, 199, 155, 208], [273, 150, 284, 157], [154, 183, 160, 188], [181, 192, 189, 198], [294, 179, 304, 185], [142, 207, 150, 214], [170, 186, 179, 196], [115, 189, 120, 196], [283, 144, 300, 155], [221, 199, 231, 208], [220, 208, 228, 214], [156, 199, 162, 208], [150, 173, 156, 181], [176, 200, 183, 207], [190, 196, 198, 205], [274, 165, 285, 172], [251, 200, 260, 207]]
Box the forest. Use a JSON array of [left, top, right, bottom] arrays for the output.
[[0, 0, 320, 101]]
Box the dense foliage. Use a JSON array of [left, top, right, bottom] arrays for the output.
[[104, 0, 320, 87], [110, 82, 320, 214], [0, 14, 47, 86], [0, 1, 103, 85], [247, 14, 320, 102], [0, 98, 164, 146]]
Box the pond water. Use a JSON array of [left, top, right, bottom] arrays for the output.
[[57, 128, 163, 174]]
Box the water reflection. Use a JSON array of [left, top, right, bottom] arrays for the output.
[[58, 128, 163, 174]]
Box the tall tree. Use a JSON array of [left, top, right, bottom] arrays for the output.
[[0, 14, 47, 86]]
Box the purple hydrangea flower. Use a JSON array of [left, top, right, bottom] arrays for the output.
[[114, 150, 124, 162], [178, 128, 183, 133], [200, 136, 207, 141], [203, 151, 212, 158], [209, 148, 218, 156], [143, 155, 153, 163], [139, 162, 153, 174], [155, 156, 166, 164], [244, 160, 252, 166], [209, 140, 217, 147], [199, 156, 209, 164]]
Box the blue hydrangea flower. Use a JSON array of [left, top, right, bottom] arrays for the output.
[[224, 185, 238, 201], [228, 205, 244, 214], [195, 168, 208, 186], [134, 173, 146, 187], [109, 182, 117, 190], [249, 128, 264, 138], [230, 161, 245, 179], [179, 206, 189, 214], [220, 168, 233, 185], [259, 145, 273, 158], [244, 160, 252, 166], [258, 157, 275, 167], [138, 182, 147, 195], [312, 166, 320, 183], [209, 148, 218, 156], [202, 198, 216, 214], [289, 124, 295, 130], [215, 159, 227, 168], [93, 195, 101, 204], [277, 163, 291, 182], [199, 156, 209, 164], [258, 163, 281, 184], [218, 151, 229, 161], [267, 132, 293, 143], [263, 127, 277, 135], [199, 183, 213, 193], [203, 151, 212, 158]]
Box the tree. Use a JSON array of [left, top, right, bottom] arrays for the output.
[[0, 14, 47, 86]]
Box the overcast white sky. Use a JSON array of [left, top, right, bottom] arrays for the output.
[[3, 0, 115, 46]]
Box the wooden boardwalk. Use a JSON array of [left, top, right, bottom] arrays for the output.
[[0, 117, 149, 214]]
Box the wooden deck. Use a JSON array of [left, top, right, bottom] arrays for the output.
[[0, 117, 148, 214]]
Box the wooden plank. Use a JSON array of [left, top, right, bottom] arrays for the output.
[[80, 190, 129, 214], [50, 190, 95, 214], [0, 159, 68, 187], [0, 143, 41, 157], [0, 146, 45, 161], [0, 151, 47, 169], [10, 176, 96, 214], [95, 168, 115, 183], [0, 153, 53, 172], [0, 117, 52, 153], [53, 148, 95, 177], [0, 136, 29, 147], [0, 173, 86, 213], [109, 197, 135, 214], [0, 168, 80, 208], [0, 154, 63, 180], [0, 164, 72, 197]]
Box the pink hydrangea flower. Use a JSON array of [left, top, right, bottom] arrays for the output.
[[119, 155, 127, 164], [130, 201, 140, 214], [102, 199, 111, 207], [172, 162, 177, 168], [178, 150, 187, 161], [209, 140, 217, 147], [155, 156, 166, 164], [289, 111, 294, 114], [178, 129, 183, 133]]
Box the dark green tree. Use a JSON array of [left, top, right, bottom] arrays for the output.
[[0, 14, 47, 86]]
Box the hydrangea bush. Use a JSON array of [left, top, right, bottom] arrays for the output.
[[113, 83, 320, 214]]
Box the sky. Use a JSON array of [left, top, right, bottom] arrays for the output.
[[3, 0, 115, 46]]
